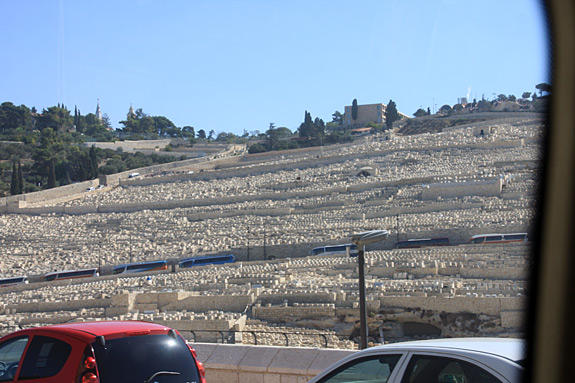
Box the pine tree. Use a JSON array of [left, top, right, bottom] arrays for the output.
[[352, 99, 358, 120]]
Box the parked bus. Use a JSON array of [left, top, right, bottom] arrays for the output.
[[112, 260, 168, 275], [43, 268, 99, 282], [393, 237, 450, 249], [310, 244, 359, 257], [178, 254, 236, 269], [0, 276, 29, 287], [470, 233, 528, 244]]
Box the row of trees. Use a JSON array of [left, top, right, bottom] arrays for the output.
[[412, 83, 551, 117], [248, 110, 359, 154], [0, 102, 115, 142]]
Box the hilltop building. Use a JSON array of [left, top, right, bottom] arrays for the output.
[[343, 102, 409, 129]]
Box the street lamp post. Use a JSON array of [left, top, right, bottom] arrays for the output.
[[351, 230, 390, 349], [357, 245, 368, 349]]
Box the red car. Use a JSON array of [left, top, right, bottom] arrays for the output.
[[0, 321, 206, 383]]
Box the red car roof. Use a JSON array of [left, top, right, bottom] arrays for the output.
[[3, 321, 172, 343]]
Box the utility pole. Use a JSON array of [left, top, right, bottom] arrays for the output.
[[247, 227, 250, 262], [396, 214, 400, 242], [263, 230, 267, 260]]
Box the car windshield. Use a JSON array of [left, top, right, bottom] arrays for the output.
[[92, 334, 199, 383]]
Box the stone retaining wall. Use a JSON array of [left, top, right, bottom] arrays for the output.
[[422, 179, 503, 200], [0, 179, 99, 213], [379, 296, 526, 316], [191, 343, 355, 383]]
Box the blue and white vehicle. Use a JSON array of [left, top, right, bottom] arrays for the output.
[[178, 254, 236, 268], [310, 244, 359, 257]]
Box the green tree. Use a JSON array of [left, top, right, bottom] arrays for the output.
[[36, 106, 73, 132], [385, 100, 399, 129], [298, 111, 315, 138], [497, 94, 508, 102], [89, 145, 99, 179], [536, 82, 551, 96], [208, 129, 215, 141], [153, 116, 178, 137], [32, 128, 64, 188], [47, 158, 57, 188], [413, 108, 427, 117], [522, 92, 532, 99], [264, 125, 293, 151], [99, 157, 126, 175], [17, 160, 23, 194], [197, 129, 206, 139], [85, 124, 114, 142], [265, 123, 279, 150], [508, 95, 517, 102], [248, 143, 267, 154], [314, 117, 326, 145], [182, 126, 196, 140], [331, 111, 343, 125], [101, 114, 112, 130], [215, 132, 239, 143], [351, 99, 358, 120], [10, 161, 18, 195], [0, 102, 30, 135]]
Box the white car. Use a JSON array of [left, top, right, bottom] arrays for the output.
[[308, 338, 524, 383]]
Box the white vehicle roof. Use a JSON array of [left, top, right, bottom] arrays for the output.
[[309, 338, 525, 383], [373, 337, 525, 362]]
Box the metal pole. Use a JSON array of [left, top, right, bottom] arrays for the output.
[[358, 246, 368, 349], [263, 230, 267, 260], [247, 228, 250, 262]]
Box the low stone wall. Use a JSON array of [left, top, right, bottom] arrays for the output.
[[422, 178, 503, 200], [379, 296, 526, 316], [252, 305, 336, 322], [257, 292, 336, 306], [87, 139, 172, 151], [191, 343, 355, 383], [163, 295, 256, 313], [0, 179, 99, 213], [4, 298, 111, 314]]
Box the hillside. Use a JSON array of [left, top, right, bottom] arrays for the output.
[[397, 111, 544, 135]]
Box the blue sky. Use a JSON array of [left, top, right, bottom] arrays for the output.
[[0, 0, 549, 135]]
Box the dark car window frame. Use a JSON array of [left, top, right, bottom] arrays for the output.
[[399, 353, 507, 383], [0, 336, 29, 382], [316, 353, 404, 383], [18, 335, 72, 380], [92, 333, 200, 383]]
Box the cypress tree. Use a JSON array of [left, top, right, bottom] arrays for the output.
[[352, 99, 358, 120], [17, 160, 24, 194], [89, 145, 99, 179], [385, 100, 399, 129], [10, 162, 18, 195], [47, 158, 57, 188]]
